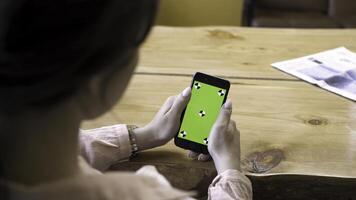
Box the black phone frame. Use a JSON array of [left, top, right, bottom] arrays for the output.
[[174, 72, 230, 154]]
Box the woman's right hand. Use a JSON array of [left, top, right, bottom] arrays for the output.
[[208, 100, 241, 174]]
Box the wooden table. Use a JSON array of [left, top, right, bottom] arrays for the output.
[[82, 27, 356, 199]]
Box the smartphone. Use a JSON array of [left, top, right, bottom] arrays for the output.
[[174, 72, 230, 154]]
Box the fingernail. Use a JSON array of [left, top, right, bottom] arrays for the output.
[[187, 151, 199, 159], [197, 155, 204, 161], [224, 99, 232, 109], [182, 87, 191, 97], [198, 154, 210, 162]]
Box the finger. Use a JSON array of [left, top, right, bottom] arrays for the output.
[[225, 120, 238, 142], [227, 120, 240, 147], [228, 120, 235, 132], [229, 120, 240, 133], [187, 151, 199, 159], [231, 119, 237, 127], [231, 120, 240, 138], [198, 154, 211, 162], [208, 100, 233, 144], [159, 96, 176, 115], [169, 87, 191, 115], [214, 99, 233, 128]]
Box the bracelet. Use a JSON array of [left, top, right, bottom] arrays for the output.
[[127, 125, 139, 158]]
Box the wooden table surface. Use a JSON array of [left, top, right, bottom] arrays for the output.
[[82, 27, 356, 199]]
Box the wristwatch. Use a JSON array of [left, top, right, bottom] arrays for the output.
[[127, 125, 139, 158]]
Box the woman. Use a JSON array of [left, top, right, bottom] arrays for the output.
[[0, 0, 252, 199]]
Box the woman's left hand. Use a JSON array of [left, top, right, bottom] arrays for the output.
[[132, 87, 191, 151]]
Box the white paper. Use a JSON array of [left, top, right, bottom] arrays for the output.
[[272, 47, 356, 101]]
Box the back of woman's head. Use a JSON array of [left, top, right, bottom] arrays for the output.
[[0, 0, 157, 113]]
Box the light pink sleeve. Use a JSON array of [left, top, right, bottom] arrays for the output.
[[208, 169, 253, 200], [79, 124, 132, 171]]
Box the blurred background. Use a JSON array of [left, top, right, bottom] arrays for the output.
[[156, 0, 356, 28]]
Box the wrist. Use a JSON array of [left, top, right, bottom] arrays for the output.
[[132, 125, 160, 151], [213, 156, 241, 174]]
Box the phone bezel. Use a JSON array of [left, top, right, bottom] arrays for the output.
[[174, 72, 230, 154]]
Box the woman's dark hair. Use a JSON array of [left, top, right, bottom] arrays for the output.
[[0, 0, 158, 112], [0, 1, 157, 197]]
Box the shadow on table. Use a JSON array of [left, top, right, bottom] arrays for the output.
[[110, 151, 356, 200], [249, 175, 356, 200]]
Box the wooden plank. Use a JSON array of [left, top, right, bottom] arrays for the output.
[[82, 74, 356, 198], [82, 26, 356, 198], [137, 26, 356, 80], [113, 162, 356, 199], [82, 74, 356, 178], [249, 175, 356, 200]]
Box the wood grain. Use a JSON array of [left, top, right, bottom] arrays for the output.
[[138, 27, 356, 80], [82, 74, 356, 177], [81, 27, 356, 198]]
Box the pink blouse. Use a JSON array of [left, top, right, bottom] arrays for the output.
[[4, 124, 252, 200]]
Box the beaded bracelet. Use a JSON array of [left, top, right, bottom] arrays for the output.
[[127, 125, 139, 158]]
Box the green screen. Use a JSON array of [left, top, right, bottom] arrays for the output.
[[178, 81, 226, 145]]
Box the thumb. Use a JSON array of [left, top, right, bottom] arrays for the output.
[[169, 87, 191, 115], [213, 99, 232, 129], [208, 100, 233, 151]]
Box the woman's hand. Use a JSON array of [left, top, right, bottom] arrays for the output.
[[208, 100, 241, 174], [132, 87, 191, 151], [188, 100, 241, 174]]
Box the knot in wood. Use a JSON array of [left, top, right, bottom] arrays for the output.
[[207, 30, 244, 40], [308, 119, 323, 125], [307, 118, 328, 126], [295, 115, 328, 126], [243, 149, 284, 174]]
